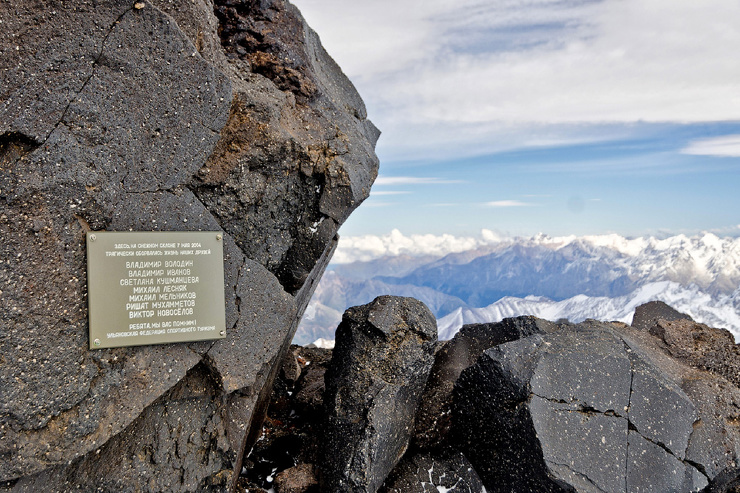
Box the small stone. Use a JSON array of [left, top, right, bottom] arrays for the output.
[[273, 463, 317, 493], [134, 2, 145, 9]]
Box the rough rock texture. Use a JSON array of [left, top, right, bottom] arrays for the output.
[[1, 0, 378, 490], [454, 319, 740, 492], [646, 318, 740, 389], [273, 463, 319, 493], [631, 300, 693, 331], [413, 316, 555, 450], [379, 450, 485, 493], [322, 296, 438, 493]]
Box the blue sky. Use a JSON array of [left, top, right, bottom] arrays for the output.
[[292, 0, 740, 239]]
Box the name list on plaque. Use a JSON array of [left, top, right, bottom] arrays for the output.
[[86, 231, 226, 349]]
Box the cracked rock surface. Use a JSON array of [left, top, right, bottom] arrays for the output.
[[379, 450, 485, 493], [453, 319, 740, 493], [322, 296, 438, 493], [1, 0, 378, 490], [413, 316, 554, 451]]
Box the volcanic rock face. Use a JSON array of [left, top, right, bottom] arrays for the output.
[[322, 296, 438, 493], [0, 0, 378, 490], [413, 316, 554, 450], [454, 319, 740, 492], [216, 308, 740, 492]]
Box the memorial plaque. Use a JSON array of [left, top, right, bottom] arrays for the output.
[[86, 231, 227, 349]]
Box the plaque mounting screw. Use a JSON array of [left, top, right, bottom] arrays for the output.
[[216, 234, 222, 241], [220, 330, 225, 336], [90, 234, 97, 242], [94, 338, 101, 346]]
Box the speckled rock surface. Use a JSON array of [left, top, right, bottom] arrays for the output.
[[631, 300, 693, 331], [413, 316, 554, 450], [453, 320, 740, 492], [322, 296, 437, 493], [379, 450, 485, 493], [273, 463, 319, 493], [0, 0, 378, 490], [647, 318, 740, 388]]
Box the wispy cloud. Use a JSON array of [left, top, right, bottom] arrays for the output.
[[374, 176, 464, 185], [681, 134, 740, 157], [363, 201, 395, 207], [484, 200, 535, 207], [332, 228, 506, 263], [371, 190, 412, 196], [295, 0, 740, 160]]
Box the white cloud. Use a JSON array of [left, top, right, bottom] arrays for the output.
[[370, 190, 411, 196], [331, 228, 506, 263], [681, 135, 740, 157], [362, 201, 395, 207], [293, 0, 740, 160], [484, 200, 535, 207]]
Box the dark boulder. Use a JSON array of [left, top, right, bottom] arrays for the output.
[[454, 319, 740, 492], [322, 296, 437, 493], [0, 0, 378, 490], [631, 300, 693, 331], [413, 316, 556, 450]]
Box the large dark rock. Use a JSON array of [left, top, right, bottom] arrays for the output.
[[632, 300, 693, 331], [1, 0, 378, 490], [413, 316, 555, 450], [322, 296, 437, 493], [454, 320, 740, 492]]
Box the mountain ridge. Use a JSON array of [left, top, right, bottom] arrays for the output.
[[295, 232, 740, 344]]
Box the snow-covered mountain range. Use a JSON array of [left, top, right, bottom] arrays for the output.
[[295, 232, 740, 344]]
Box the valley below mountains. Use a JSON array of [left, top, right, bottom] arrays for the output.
[[295, 232, 740, 344]]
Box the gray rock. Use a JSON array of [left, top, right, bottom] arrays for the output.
[[322, 296, 438, 493], [413, 316, 554, 450], [631, 300, 693, 331], [454, 320, 718, 493], [379, 450, 485, 493], [648, 318, 740, 388], [1, 0, 377, 490]]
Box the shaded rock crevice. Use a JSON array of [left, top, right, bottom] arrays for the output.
[[0, 132, 40, 169]]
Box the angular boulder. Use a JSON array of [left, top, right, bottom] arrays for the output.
[[631, 300, 693, 331], [454, 319, 740, 492], [413, 316, 555, 450], [1, 0, 378, 490], [322, 296, 437, 493]]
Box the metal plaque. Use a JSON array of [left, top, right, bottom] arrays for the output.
[[86, 231, 226, 349]]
